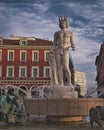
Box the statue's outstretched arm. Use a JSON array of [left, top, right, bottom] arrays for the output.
[[70, 32, 75, 51]]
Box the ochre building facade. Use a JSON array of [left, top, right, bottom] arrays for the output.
[[74, 70, 87, 96]]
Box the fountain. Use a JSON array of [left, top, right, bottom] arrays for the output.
[[48, 17, 78, 98], [0, 87, 27, 125]]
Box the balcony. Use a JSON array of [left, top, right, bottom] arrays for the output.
[[0, 77, 51, 85]]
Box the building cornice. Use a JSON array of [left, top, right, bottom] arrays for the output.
[[0, 45, 52, 50]]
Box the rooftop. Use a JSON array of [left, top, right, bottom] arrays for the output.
[[0, 35, 53, 46]]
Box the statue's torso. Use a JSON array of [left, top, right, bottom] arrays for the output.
[[54, 30, 72, 49]]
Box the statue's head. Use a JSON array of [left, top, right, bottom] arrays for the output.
[[59, 17, 69, 29]]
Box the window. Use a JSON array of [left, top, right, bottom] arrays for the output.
[[0, 38, 3, 45], [19, 40, 28, 45], [44, 67, 50, 77], [7, 66, 14, 77], [32, 51, 39, 62], [20, 51, 26, 61], [8, 50, 14, 61], [44, 51, 49, 62], [0, 50, 2, 61], [19, 66, 26, 77], [32, 67, 39, 77]]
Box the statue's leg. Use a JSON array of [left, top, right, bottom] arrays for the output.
[[0, 112, 4, 121], [90, 119, 94, 127], [55, 53, 63, 86], [63, 51, 72, 86], [50, 57, 59, 85]]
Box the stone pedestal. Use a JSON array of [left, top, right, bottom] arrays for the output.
[[49, 85, 78, 98], [63, 90, 78, 98]]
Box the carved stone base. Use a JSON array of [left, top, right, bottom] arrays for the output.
[[62, 91, 78, 98], [49, 85, 78, 98]]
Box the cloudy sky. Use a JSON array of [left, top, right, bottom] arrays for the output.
[[0, 0, 104, 92]]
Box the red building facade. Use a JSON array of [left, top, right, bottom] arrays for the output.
[[0, 36, 53, 98], [0, 36, 74, 98]]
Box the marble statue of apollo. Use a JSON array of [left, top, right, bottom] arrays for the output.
[[50, 17, 75, 86]]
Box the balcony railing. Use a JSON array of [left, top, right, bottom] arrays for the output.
[[0, 77, 51, 85]]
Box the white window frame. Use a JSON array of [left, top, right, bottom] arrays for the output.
[[20, 50, 27, 62], [31, 66, 39, 78], [32, 51, 39, 62], [0, 50, 2, 61], [19, 66, 27, 77], [44, 67, 50, 77], [8, 50, 14, 61], [44, 51, 49, 62], [19, 40, 28, 45], [7, 66, 14, 77], [0, 38, 3, 45]]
